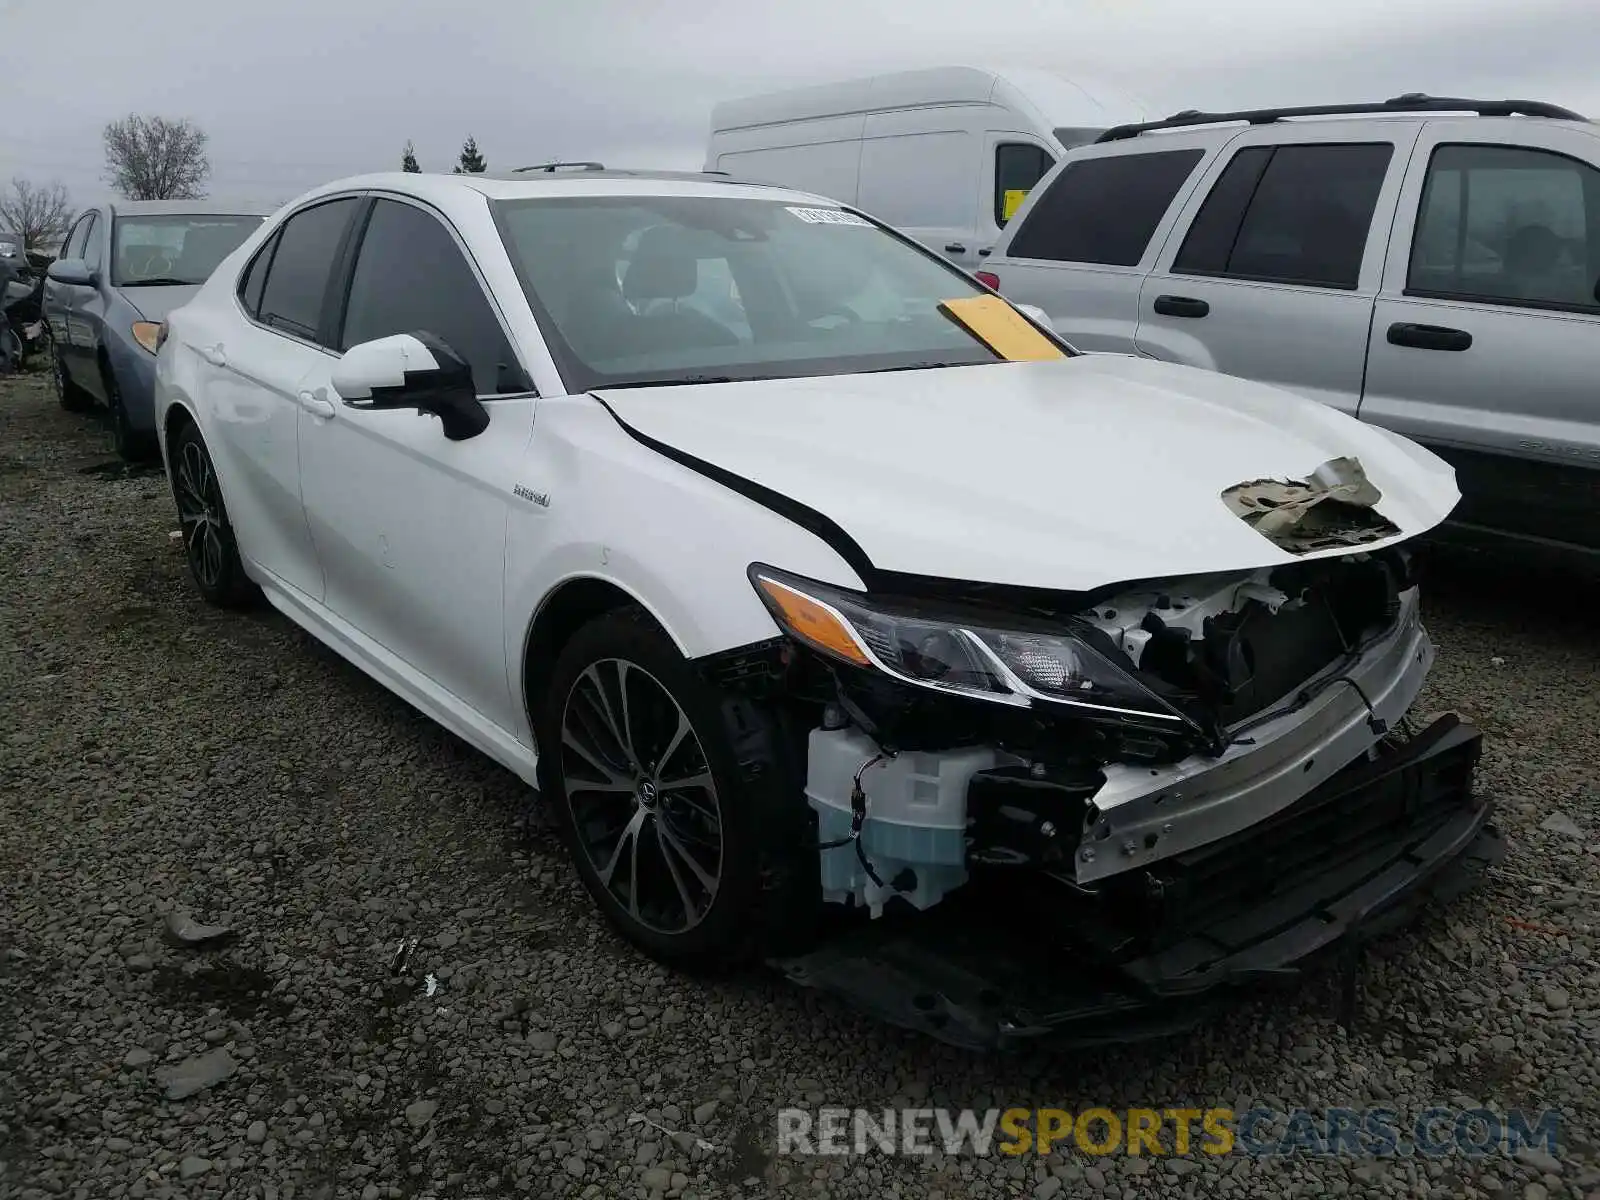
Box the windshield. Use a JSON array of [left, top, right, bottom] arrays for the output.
[[111, 214, 265, 286], [491, 194, 1009, 390]]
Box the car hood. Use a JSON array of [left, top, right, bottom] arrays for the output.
[[118, 283, 201, 322], [592, 354, 1461, 594]]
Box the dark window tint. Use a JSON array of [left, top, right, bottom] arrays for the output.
[[256, 198, 358, 340], [1005, 149, 1204, 266], [1174, 143, 1393, 288], [339, 199, 522, 395], [994, 143, 1055, 226], [1408, 143, 1600, 312], [237, 232, 276, 317]]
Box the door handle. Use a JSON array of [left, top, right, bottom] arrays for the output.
[[200, 343, 226, 367], [945, 243, 968, 254], [297, 389, 336, 419], [977, 247, 992, 257], [1386, 322, 1472, 352], [1153, 294, 1210, 318]]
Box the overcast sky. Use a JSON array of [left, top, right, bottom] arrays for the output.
[[2, 0, 1590, 209]]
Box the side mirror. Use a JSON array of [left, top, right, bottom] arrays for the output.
[[330, 332, 489, 441], [47, 258, 96, 287], [1013, 302, 1051, 330]]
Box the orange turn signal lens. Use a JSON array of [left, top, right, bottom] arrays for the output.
[[752, 574, 870, 667], [132, 321, 163, 354]]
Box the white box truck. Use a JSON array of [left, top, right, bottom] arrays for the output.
[[704, 65, 1150, 271]]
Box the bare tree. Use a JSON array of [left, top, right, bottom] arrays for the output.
[[103, 114, 211, 200], [0, 177, 74, 250]]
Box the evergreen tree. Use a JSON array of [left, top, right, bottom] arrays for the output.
[[401, 140, 421, 173], [453, 136, 487, 174]]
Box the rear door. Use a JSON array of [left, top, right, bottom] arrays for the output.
[[1135, 124, 1419, 417], [1361, 122, 1600, 553], [203, 195, 363, 602], [984, 137, 1211, 352]]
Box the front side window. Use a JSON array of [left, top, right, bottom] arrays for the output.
[[1004, 149, 1205, 266], [64, 214, 92, 261], [1408, 143, 1600, 312], [80, 214, 102, 271], [994, 143, 1055, 227], [338, 198, 524, 395], [112, 214, 264, 286], [494, 195, 1027, 391], [255, 198, 359, 341], [1173, 143, 1394, 289]]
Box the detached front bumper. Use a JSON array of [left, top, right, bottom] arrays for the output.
[[771, 714, 1502, 1051]]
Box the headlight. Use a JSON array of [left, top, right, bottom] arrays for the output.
[[748, 564, 1186, 723], [132, 321, 163, 354]]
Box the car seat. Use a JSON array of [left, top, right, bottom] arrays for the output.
[[620, 227, 741, 352]]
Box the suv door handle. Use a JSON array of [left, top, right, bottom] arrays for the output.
[[297, 389, 335, 419], [200, 343, 226, 367], [1153, 294, 1210, 318], [1387, 322, 1472, 352], [945, 243, 967, 254]]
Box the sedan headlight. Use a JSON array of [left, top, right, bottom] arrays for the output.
[[132, 321, 163, 354], [748, 564, 1186, 723]]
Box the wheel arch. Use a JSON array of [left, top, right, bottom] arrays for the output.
[[518, 574, 686, 742]]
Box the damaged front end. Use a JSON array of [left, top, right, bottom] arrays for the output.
[[735, 539, 1502, 1050]]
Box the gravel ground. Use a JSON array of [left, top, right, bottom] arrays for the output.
[[1, 368, 1597, 1200]]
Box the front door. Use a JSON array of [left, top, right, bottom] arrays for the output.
[[1361, 123, 1600, 553], [297, 195, 537, 734]]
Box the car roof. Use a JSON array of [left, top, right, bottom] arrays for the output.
[[279, 169, 850, 210], [109, 198, 278, 218]]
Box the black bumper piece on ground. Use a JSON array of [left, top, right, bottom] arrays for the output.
[[770, 715, 1504, 1051]]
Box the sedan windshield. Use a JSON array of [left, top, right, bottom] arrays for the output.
[[491, 194, 1011, 390], [112, 215, 265, 286]]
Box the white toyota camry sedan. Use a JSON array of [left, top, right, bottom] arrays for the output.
[[152, 166, 1503, 1049]]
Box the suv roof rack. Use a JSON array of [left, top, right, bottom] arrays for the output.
[[1095, 92, 1589, 143]]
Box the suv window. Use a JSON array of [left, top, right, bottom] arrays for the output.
[[1173, 143, 1394, 289], [994, 143, 1055, 227], [1408, 143, 1600, 312], [1004, 149, 1205, 267], [338, 198, 523, 395], [256, 198, 359, 341]]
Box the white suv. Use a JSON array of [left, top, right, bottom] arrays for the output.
[[981, 93, 1600, 565], [151, 165, 1499, 1048]]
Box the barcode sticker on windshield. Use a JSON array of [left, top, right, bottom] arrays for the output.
[[786, 206, 872, 227]]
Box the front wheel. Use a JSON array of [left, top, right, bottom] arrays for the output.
[[536, 607, 815, 965], [104, 363, 156, 462], [169, 420, 256, 608]]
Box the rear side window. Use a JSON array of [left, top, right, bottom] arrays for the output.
[[256, 198, 359, 341], [1173, 143, 1394, 289], [995, 143, 1055, 227], [337, 198, 524, 395], [1408, 143, 1600, 312], [236, 232, 276, 317], [1004, 149, 1205, 266]]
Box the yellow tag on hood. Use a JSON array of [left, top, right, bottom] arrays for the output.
[[938, 294, 1066, 362]]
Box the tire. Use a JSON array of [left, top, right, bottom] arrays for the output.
[[536, 607, 817, 966], [50, 332, 93, 413], [103, 361, 156, 462], [168, 420, 256, 608]]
